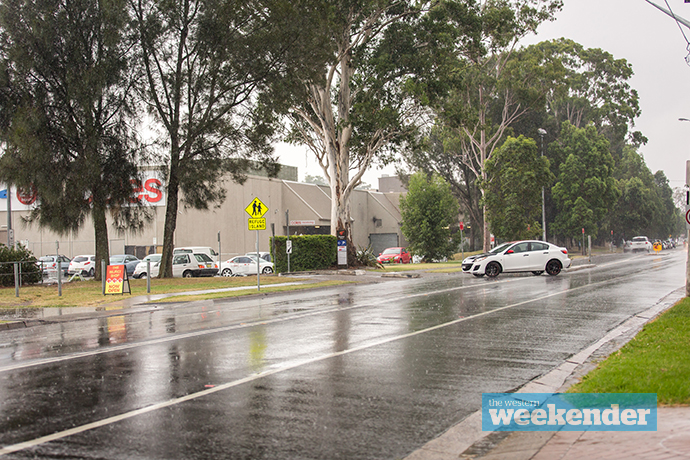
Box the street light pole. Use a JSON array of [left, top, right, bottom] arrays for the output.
[[538, 128, 547, 242]]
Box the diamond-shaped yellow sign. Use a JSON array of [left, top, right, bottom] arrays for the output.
[[245, 197, 268, 218]]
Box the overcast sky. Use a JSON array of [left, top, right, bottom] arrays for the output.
[[275, 0, 690, 190]]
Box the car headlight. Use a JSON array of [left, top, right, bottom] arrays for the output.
[[475, 256, 488, 262]]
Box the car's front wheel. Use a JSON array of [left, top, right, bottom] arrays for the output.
[[546, 260, 562, 276], [222, 268, 233, 277], [485, 262, 501, 278], [262, 266, 273, 274]]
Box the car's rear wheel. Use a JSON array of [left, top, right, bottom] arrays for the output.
[[183, 270, 193, 278], [222, 268, 233, 277], [262, 266, 273, 274], [485, 262, 501, 278], [532, 271, 543, 276], [546, 260, 562, 276]]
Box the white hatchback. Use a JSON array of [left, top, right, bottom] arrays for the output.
[[468, 240, 571, 278], [132, 254, 162, 279], [68, 255, 96, 277], [221, 255, 274, 276]]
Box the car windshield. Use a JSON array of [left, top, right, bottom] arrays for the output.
[[73, 256, 89, 263], [144, 254, 161, 262], [632, 237, 647, 242], [39, 256, 54, 262], [382, 248, 400, 255], [110, 256, 125, 263], [491, 243, 513, 254]]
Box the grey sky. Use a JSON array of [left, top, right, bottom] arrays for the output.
[[277, 0, 690, 189]]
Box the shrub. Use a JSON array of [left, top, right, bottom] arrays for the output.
[[271, 235, 337, 273], [0, 244, 42, 286]]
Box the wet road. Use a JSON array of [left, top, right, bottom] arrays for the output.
[[0, 251, 684, 459]]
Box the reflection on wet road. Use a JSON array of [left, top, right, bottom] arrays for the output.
[[0, 252, 684, 458]]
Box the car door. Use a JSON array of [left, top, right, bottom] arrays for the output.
[[501, 242, 531, 272], [172, 254, 191, 277], [529, 242, 551, 271], [240, 256, 258, 274]]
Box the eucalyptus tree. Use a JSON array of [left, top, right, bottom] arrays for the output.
[[0, 0, 147, 280], [285, 0, 434, 264], [130, 0, 317, 277], [428, 0, 562, 251]]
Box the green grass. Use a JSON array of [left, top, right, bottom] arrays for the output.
[[569, 297, 690, 406], [0, 276, 310, 309]]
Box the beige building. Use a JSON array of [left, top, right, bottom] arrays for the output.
[[0, 171, 407, 262]]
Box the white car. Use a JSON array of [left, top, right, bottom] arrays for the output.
[[141, 253, 218, 278], [68, 255, 96, 277], [468, 240, 571, 278], [221, 255, 274, 276], [132, 254, 162, 278]]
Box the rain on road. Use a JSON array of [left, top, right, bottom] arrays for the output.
[[0, 251, 684, 459]]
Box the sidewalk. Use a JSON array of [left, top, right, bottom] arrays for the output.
[[407, 284, 688, 460]]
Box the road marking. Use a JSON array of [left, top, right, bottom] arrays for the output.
[[2, 266, 674, 456]]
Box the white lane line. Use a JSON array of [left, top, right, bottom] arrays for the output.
[[0, 275, 628, 456], [0, 278, 518, 374]]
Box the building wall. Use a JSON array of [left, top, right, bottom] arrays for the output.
[[0, 175, 406, 261]]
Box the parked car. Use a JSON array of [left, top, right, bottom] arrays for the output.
[[376, 247, 411, 264], [109, 254, 141, 276], [38, 255, 71, 277], [174, 246, 219, 260], [132, 254, 162, 279], [68, 255, 96, 277], [245, 251, 272, 262], [221, 255, 274, 276], [467, 240, 571, 278], [144, 253, 218, 278]]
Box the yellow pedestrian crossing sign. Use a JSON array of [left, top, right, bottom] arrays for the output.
[[245, 197, 268, 218]]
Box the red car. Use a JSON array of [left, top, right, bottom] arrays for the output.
[[377, 247, 411, 264]]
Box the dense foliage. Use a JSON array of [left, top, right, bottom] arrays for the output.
[[483, 136, 553, 241], [271, 236, 337, 273], [0, 244, 41, 287], [399, 172, 459, 261]]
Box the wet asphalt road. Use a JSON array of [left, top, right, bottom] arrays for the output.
[[0, 251, 685, 459]]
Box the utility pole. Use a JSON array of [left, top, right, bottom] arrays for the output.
[[538, 128, 547, 242]]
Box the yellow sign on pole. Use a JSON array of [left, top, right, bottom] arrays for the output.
[[248, 218, 266, 231], [653, 241, 662, 252], [245, 197, 268, 218]]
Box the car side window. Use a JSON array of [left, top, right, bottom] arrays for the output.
[[531, 242, 549, 251], [173, 255, 189, 265], [511, 243, 529, 253]]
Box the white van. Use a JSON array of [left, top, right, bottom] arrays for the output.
[[173, 246, 219, 261]]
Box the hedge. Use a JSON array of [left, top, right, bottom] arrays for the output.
[[271, 235, 337, 273], [0, 244, 42, 286]]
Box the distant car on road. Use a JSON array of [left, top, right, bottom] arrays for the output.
[[624, 236, 652, 253], [377, 247, 411, 264], [109, 255, 141, 276], [466, 240, 571, 278], [68, 255, 96, 277]]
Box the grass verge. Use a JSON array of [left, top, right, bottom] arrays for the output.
[[568, 297, 690, 406], [0, 276, 310, 309]]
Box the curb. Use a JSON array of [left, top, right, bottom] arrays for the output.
[[405, 286, 686, 460]]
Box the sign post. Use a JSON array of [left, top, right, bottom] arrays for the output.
[[337, 228, 347, 268], [459, 221, 465, 261], [246, 197, 268, 290]]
